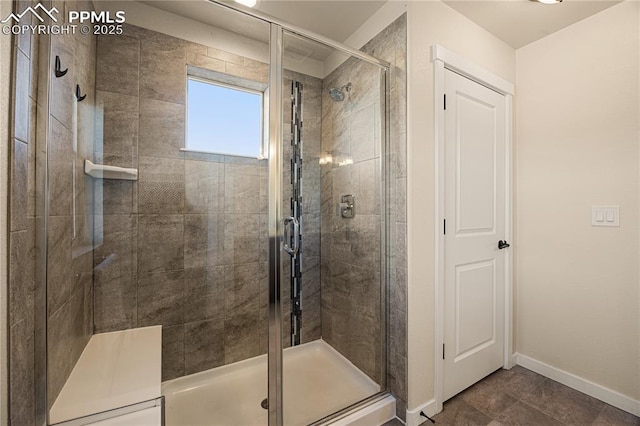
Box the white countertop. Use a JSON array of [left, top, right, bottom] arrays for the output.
[[50, 326, 162, 424]]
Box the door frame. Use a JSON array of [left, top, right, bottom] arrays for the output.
[[432, 44, 515, 413]]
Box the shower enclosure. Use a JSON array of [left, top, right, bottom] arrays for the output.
[[30, 0, 392, 424]]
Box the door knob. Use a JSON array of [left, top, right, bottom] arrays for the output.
[[498, 240, 510, 250]]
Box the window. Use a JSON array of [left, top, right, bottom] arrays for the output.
[[186, 75, 265, 158]]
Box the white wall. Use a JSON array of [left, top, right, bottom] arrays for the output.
[[0, 0, 10, 423], [406, 0, 515, 413], [516, 0, 640, 403]]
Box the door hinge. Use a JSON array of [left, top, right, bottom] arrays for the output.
[[444, 94, 447, 110], [443, 219, 446, 235], [443, 343, 445, 360]]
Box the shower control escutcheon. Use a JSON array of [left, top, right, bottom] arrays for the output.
[[338, 195, 355, 219]]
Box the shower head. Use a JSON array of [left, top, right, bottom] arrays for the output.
[[329, 87, 345, 102], [328, 83, 352, 102]]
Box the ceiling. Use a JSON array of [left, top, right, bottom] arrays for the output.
[[253, 0, 387, 42], [138, 0, 385, 63], [140, 0, 621, 53], [443, 0, 621, 49], [140, 0, 386, 43]]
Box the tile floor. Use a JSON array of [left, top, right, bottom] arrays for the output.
[[384, 366, 640, 425]]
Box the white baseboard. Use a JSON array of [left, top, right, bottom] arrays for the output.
[[505, 353, 518, 370], [515, 353, 640, 417], [405, 399, 437, 426]]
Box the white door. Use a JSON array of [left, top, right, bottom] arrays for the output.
[[443, 69, 507, 401]]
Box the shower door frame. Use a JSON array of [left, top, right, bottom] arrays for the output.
[[200, 2, 394, 424], [267, 23, 284, 426], [279, 30, 392, 426], [26, 0, 393, 424], [271, 32, 391, 425]]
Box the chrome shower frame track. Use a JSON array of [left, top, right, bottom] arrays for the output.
[[206, 1, 390, 70]]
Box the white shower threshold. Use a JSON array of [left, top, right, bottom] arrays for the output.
[[162, 339, 394, 425]]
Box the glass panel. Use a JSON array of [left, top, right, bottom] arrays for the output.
[[36, 1, 391, 423], [281, 31, 387, 424], [42, 1, 271, 424], [33, 9, 52, 426]]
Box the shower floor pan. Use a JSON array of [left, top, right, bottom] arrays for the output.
[[162, 339, 382, 425]]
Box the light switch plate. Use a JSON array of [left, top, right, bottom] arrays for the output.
[[592, 206, 619, 227]]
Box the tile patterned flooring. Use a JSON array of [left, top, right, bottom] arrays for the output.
[[384, 366, 640, 425]]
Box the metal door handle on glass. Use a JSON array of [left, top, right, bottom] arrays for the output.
[[284, 216, 300, 256]]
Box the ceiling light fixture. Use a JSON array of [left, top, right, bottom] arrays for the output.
[[531, 0, 562, 4], [234, 0, 257, 7]]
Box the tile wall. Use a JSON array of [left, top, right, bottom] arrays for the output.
[[7, 9, 406, 422], [319, 14, 408, 419], [8, 1, 39, 421], [320, 56, 384, 384], [8, 0, 98, 420], [282, 70, 324, 346], [363, 14, 408, 420], [46, 0, 97, 406], [93, 25, 323, 380]]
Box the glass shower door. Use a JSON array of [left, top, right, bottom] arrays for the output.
[[31, 0, 394, 423], [147, 5, 274, 425], [40, 1, 275, 424], [276, 30, 389, 424]]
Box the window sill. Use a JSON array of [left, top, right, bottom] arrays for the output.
[[180, 148, 267, 166]]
